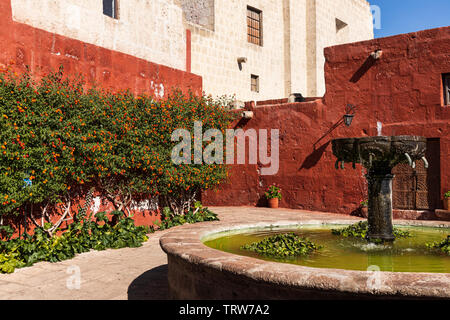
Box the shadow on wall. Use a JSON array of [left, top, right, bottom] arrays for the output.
[[233, 116, 252, 129], [350, 54, 377, 83], [256, 194, 268, 207], [127, 264, 168, 300], [299, 141, 330, 170]]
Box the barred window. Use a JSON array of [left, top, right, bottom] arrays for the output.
[[247, 7, 262, 46], [251, 74, 259, 93], [444, 74, 450, 106], [103, 0, 118, 19]]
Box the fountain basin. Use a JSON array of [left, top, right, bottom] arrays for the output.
[[160, 214, 450, 300], [204, 225, 449, 273]]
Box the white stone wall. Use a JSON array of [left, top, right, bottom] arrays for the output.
[[187, 0, 288, 102], [188, 0, 373, 101], [181, 0, 215, 30], [288, 0, 308, 97], [10, 0, 187, 71], [10, 0, 374, 101], [311, 0, 374, 96]]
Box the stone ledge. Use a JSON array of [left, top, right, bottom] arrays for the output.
[[436, 209, 450, 221], [394, 209, 440, 221]]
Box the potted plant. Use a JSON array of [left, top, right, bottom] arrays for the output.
[[444, 191, 450, 210], [265, 185, 282, 208], [359, 199, 368, 218]]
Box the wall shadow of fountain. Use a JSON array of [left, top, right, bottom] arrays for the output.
[[127, 265, 169, 300]]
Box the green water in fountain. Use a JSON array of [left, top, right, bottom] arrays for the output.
[[203, 225, 450, 273]]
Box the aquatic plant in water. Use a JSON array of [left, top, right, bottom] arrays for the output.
[[426, 235, 450, 255], [241, 233, 322, 258], [331, 221, 411, 240]]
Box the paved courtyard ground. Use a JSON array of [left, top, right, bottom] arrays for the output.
[[0, 207, 445, 300]]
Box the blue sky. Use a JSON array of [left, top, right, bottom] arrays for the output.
[[369, 0, 450, 38]]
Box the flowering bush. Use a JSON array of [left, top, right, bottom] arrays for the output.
[[0, 67, 235, 236], [0, 67, 79, 229], [265, 185, 282, 200]]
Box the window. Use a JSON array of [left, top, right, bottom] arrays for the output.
[[251, 74, 259, 93], [103, 0, 118, 19], [247, 6, 262, 46], [443, 74, 450, 105]]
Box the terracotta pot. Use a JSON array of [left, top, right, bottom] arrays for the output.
[[268, 198, 279, 209], [360, 207, 368, 218], [444, 198, 450, 210]]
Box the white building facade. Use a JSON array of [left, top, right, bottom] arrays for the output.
[[11, 0, 374, 101]]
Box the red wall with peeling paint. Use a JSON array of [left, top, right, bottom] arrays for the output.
[[204, 26, 450, 217], [0, 0, 201, 97]]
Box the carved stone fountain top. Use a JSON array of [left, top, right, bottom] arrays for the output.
[[332, 136, 428, 173], [332, 136, 428, 242]]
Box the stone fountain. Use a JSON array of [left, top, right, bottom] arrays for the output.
[[332, 136, 428, 242]]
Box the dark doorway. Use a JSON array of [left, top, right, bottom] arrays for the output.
[[392, 139, 441, 210]]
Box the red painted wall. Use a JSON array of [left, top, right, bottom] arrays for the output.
[[204, 26, 450, 216], [0, 0, 201, 233], [0, 0, 202, 96]]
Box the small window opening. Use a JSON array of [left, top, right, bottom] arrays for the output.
[[251, 74, 259, 93], [103, 0, 118, 19], [443, 74, 450, 106]]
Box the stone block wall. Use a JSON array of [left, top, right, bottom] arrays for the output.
[[187, 0, 373, 101], [181, 0, 215, 30], [187, 0, 288, 102], [7, 0, 374, 101]]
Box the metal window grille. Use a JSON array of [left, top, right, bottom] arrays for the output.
[[247, 7, 262, 46]]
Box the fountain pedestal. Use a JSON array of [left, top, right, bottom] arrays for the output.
[[367, 171, 395, 241], [332, 136, 427, 242]]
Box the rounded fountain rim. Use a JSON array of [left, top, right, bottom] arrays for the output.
[[160, 217, 450, 299]]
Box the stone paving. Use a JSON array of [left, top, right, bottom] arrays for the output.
[[0, 206, 448, 300], [0, 222, 173, 300]]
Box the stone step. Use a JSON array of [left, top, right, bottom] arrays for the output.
[[435, 210, 450, 221]]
